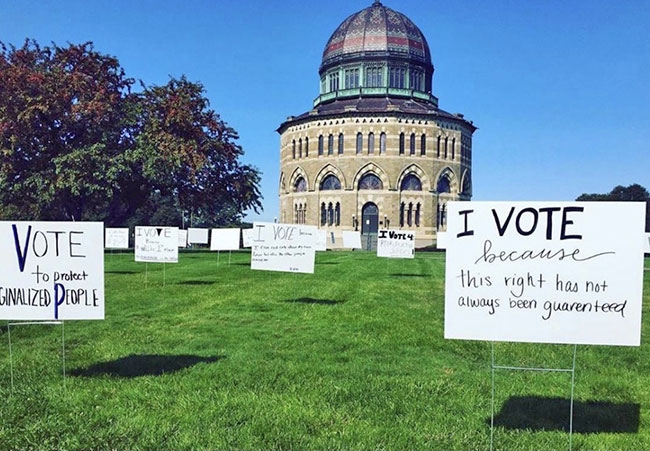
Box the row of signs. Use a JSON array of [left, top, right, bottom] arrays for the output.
[[0, 201, 647, 347], [106, 227, 242, 251]]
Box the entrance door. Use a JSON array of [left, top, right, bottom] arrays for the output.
[[361, 202, 379, 235]]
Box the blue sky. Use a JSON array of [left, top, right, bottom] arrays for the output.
[[2, 0, 649, 222]]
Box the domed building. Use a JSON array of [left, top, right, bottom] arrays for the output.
[[278, 0, 476, 248]]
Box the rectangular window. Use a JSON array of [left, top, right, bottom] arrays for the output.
[[328, 72, 339, 92], [345, 68, 359, 89], [409, 70, 423, 91], [365, 66, 383, 87], [389, 67, 405, 88]]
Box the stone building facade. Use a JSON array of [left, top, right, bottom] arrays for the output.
[[278, 0, 476, 248]]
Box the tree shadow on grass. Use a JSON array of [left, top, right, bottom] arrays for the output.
[[105, 270, 138, 275], [285, 297, 343, 306], [70, 354, 225, 378], [490, 396, 640, 433]]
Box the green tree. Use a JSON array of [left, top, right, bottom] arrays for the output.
[[0, 40, 262, 226], [0, 40, 135, 221], [576, 184, 650, 231], [134, 76, 262, 226]]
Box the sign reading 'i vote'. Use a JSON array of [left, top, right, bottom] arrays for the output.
[[251, 222, 316, 273], [135, 226, 179, 263], [0, 221, 105, 320], [444, 201, 645, 346]]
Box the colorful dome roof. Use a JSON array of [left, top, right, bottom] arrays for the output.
[[320, 0, 432, 74]]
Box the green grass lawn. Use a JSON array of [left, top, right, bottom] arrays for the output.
[[0, 251, 648, 451]]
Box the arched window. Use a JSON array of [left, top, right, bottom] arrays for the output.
[[320, 174, 341, 190], [294, 177, 307, 192], [358, 173, 383, 190], [328, 134, 334, 155], [399, 202, 405, 227], [400, 174, 422, 191], [368, 132, 375, 154], [380, 132, 386, 154], [420, 134, 426, 156], [444, 137, 448, 159], [399, 133, 405, 155], [320, 203, 327, 226], [415, 203, 421, 227], [437, 136, 441, 158], [356, 132, 363, 154], [299, 139, 302, 158], [451, 137, 456, 160], [437, 175, 451, 193], [338, 133, 344, 154], [305, 137, 309, 157], [327, 202, 334, 226], [335, 202, 341, 226], [409, 133, 416, 155], [462, 174, 472, 194], [292, 140, 296, 159], [318, 135, 324, 156]]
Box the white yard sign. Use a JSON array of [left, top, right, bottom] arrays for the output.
[[178, 229, 188, 248], [105, 227, 129, 249], [444, 201, 645, 346], [187, 228, 209, 245], [210, 228, 240, 251], [135, 226, 179, 263], [242, 228, 255, 248], [436, 231, 448, 250], [251, 222, 316, 274], [0, 221, 104, 320], [342, 231, 362, 249], [315, 229, 327, 251], [377, 229, 415, 258]]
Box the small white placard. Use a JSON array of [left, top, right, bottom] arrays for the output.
[[135, 226, 179, 263], [0, 221, 105, 320], [377, 229, 415, 259], [250, 222, 316, 274], [178, 229, 188, 248], [242, 228, 254, 248], [315, 230, 327, 251], [342, 231, 362, 249], [105, 227, 129, 249], [444, 201, 645, 346], [187, 228, 209, 244], [210, 228, 240, 251]]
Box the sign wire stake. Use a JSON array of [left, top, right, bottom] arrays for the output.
[[7, 321, 66, 396], [490, 342, 577, 451]]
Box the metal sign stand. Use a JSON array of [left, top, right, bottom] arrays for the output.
[[7, 321, 66, 394], [490, 342, 577, 451]]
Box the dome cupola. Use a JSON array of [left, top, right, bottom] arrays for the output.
[[315, 0, 436, 107]]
